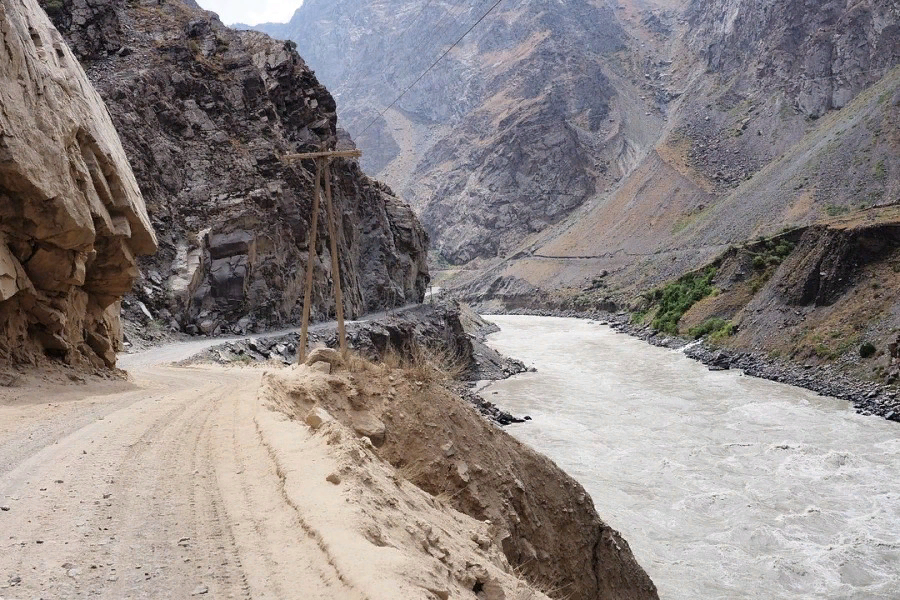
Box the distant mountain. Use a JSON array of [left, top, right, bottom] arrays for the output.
[[253, 0, 647, 263], [252, 0, 898, 272]]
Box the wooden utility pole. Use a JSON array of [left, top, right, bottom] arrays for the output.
[[322, 162, 348, 357], [285, 148, 361, 363]]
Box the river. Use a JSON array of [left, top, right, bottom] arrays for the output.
[[481, 315, 899, 600]]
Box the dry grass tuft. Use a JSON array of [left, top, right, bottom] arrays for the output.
[[378, 343, 468, 383], [511, 563, 573, 600]]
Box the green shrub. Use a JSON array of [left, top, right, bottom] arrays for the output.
[[826, 204, 850, 217], [773, 242, 794, 258], [42, 0, 64, 16], [860, 342, 877, 359], [751, 239, 795, 270], [688, 317, 736, 341], [649, 267, 717, 334], [710, 322, 738, 342]]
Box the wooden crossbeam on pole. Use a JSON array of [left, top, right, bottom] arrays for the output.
[[297, 159, 323, 364], [284, 149, 362, 161], [323, 162, 348, 358]]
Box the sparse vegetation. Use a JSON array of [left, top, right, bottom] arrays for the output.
[[814, 343, 839, 360], [751, 238, 795, 270], [380, 343, 468, 383], [42, 0, 64, 17], [688, 317, 737, 341], [874, 159, 887, 181], [826, 204, 850, 217], [646, 267, 717, 334]]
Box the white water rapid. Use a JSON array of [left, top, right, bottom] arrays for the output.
[[482, 315, 899, 600]]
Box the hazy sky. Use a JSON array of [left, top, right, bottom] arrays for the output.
[[196, 0, 301, 25]]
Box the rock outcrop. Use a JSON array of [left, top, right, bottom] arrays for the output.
[[684, 0, 900, 119], [42, 0, 429, 339], [0, 0, 157, 367]]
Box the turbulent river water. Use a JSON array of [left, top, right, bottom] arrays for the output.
[[482, 316, 900, 600]]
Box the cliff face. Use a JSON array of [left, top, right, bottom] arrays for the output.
[[252, 0, 649, 264], [42, 0, 429, 338], [0, 0, 157, 368], [684, 0, 900, 118]]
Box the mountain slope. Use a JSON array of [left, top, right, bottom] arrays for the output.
[[41, 0, 429, 339], [465, 0, 899, 293], [251, 0, 900, 378], [252, 0, 898, 278], [252, 0, 660, 263]]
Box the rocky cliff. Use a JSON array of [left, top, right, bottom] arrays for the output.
[[0, 0, 157, 368], [251, 0, 650, 263], [41, 0, 429, 339]]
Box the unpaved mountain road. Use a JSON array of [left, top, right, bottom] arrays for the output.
[[0, 363, 361, 600], [0, 307, 425, 599], [118, 305, 420, 370]]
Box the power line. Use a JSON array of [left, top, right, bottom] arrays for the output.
[[352, 0, 463, 123], [406, 0, 488, 68], [397, 0, 437, 43], [392, 1, 471, 87], [359, 0, 507, 135]]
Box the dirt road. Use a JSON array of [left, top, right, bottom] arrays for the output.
[[117, 305, 419, 370], [0, 303, 560, 600], [0, 360, 366, 599]]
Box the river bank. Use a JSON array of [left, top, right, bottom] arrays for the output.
[[263, 352, 659, 599], [478, 306, 900, 423]]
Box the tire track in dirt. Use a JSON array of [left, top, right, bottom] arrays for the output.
[[211, 371, 367, 600]]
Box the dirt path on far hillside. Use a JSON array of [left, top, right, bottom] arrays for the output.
[[0, 363, 364, 599]]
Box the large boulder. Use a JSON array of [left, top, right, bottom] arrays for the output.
[[0, 0, 157, 367]]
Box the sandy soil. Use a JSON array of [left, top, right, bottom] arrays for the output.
[[0, 350, 549, 598], [264, 358, 658, 600]]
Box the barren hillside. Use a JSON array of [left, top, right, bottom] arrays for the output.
[[251, 0, 659, 263]]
